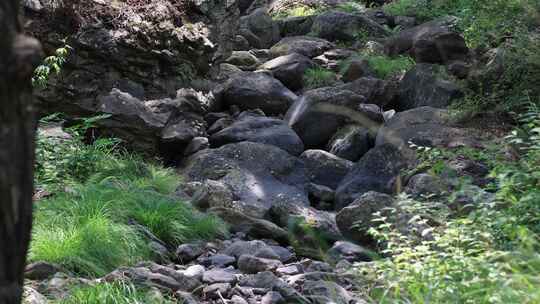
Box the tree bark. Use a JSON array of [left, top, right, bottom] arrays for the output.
[[0, 1, 42, 303]]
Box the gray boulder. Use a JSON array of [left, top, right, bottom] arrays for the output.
[[311, 11, 389, 42], [336, 191, 395, 243], [300, 150, 353, 189], [220, 72, 297, 115], [326, 241, 372, 264], [328, 125, 374, 162], [259, 53, 315, 91], [286, 87, 383, 148], [335, 144, 407, 209], [303, 280, 354, 304], [376, 106, 484, 154], [278, 16, 315, 37], [398, 63, 463, 110], [240, 8, 281, 48], [210, 112, 304, 156], [385, 16, 469, 64], [270, 36, 334, 58], [209, 207, 289, 243], [238, 255, 283, 274], [338, 77, 398, 107], [181, 142, 310, 214]]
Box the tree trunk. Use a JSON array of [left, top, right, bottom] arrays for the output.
[[0, 1, 43, 303]]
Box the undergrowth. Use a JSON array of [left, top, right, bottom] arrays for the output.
[[303, 67, 338, 89], [55, 281, 174, 304], [31, 116, 227, 277], [357, 105, 540, 303]]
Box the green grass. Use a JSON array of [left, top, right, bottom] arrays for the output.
[[304, 67, 338, 89], [367, 55, 414, 79], [55, 281, 173, 304], [339, 54, 415, 79], [31, 128, 228, 277]]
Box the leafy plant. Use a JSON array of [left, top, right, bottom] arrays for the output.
[[356, 106, 540, 303], [33, 41, 72, 88]]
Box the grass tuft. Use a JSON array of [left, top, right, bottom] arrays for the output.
[[56, 281, 173, 304], [32, 130, 228, 277], [304, 67, 338, 89]]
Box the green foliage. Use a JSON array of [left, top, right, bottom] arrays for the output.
[[366, 55, 415, 79], [357, 106, 540, 303], [335, 2, 365, 13], [303, 67, 338, 89], [383, 0, 538, 48], [273, 5, 320, 19], [32, 117, 228, 277], [33, 42, 71, 88], [56, 282, 173, 304], [339, 54, 415, 79]]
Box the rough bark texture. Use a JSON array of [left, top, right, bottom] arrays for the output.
[[0, 1, 42, 303]]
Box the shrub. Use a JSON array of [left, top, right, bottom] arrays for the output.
[[356, 105, 540, 303], [304, 67, 338, 89]]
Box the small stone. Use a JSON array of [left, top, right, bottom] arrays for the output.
[[203, 283, 231, 300], [176, 243, 205, 264], [327, 241, 371, 264], [261, 291, 285, 304], [203, 268, 238, 284], [199, 254, 236, 268], [25, 261, 60, 280], [183, 265, 205, 281], [238, 255, 282, 274], [175, 291, 199, 304], [276, 265, 301, 276], [231, 295, 250, 304]]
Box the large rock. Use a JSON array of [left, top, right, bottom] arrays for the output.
[[239, 8, 281, 48], [278, 16, 315, 37], [225, 51, 261, 69], [311, 11, 389, 42], [181, 142, 310, 215], [96, 89, 211, 157], [259, 53, 315, 91], [335, 144, 407, 209], [385, 16, 469, 64], [209, 207, 289, 243], [327, 125, 374, 162], [220, 72, 297, 115], [336, 191, 395, 243], [300, 150, 353, 189], [376, 106, 484, 153], [398, 63, 463, 110], [269, 36, 334, 58], [269, 202, 342, 258], [32, 0, 238, 117], [285, 87, 383, 148], [104, 263, 201, 292], [210, 112, 304, 156], [338, 77, 398, 107]]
